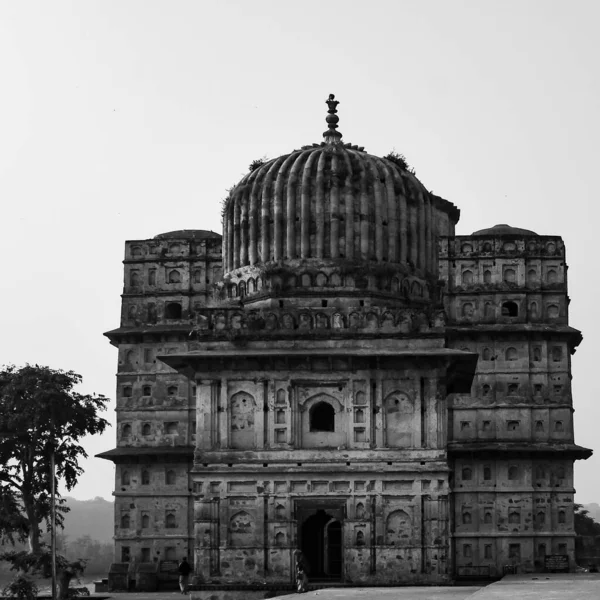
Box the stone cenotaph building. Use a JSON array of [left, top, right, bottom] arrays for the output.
[[100, 95, 590, 587]]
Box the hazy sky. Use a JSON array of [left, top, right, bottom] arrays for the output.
[[1, 1, 599, 503]]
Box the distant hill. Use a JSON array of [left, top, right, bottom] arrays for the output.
[[583, 503, 600, 523], [62, 496, 114, 545]]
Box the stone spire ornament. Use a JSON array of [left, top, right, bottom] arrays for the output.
[[323, 94, 342, 143]]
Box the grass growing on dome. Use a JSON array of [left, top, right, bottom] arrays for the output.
[[249, 156, 269, 172], [383, 150, 415, 174], [220, 185, 236, 217]]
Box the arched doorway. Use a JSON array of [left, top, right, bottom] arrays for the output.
[[300, 509, 342, 580]]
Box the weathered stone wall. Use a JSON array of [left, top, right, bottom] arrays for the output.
[[441, 231, 581, 576], [109, 233, 221, 573], [103, 224, 586, 585], [182, 345, 459, 585], [439, 235, 568, 324], [121, 235, 222, 327], [192, 475, 450, 584]]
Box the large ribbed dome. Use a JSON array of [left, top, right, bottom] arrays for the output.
[[222, 96, 459, 281]]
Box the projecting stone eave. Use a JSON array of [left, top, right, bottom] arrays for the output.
[[96, 446, 194, 463], [448, 441, 592, 460], [445, 324, 583, 351], [158, 344, 478, 394], [191, 450, 451, 470], [103, 324, 193, 346]]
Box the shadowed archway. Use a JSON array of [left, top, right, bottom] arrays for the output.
[[300, 509, 342, 580]]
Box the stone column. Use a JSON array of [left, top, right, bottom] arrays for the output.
[[373, 378, 384, 448], [414, 379, 423, 448], [193, 498, 220, 581], [196, 380, 213, 450], [426, 377, 439, 449], [255, 380, 265, 450], [219, 378, 228, 449]]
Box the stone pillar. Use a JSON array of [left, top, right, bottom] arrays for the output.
[[373, 378, 384, 448], [194, 498, 220, 581], [219, 378, 228, 449], [414, 379, 423, 448], [255, 380, 266, 450], [426, 377, 439, 449], [196, 380, 213, 450]]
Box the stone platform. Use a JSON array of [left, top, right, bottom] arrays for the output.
[[264, 574, 600, 600], [67, 573, 600, 600], [468, 573, 600, 600]]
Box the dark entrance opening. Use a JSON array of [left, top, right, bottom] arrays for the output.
[[310, 401, 335, 432], [300, 509, 342, 580], [501, 301, 518, 317]]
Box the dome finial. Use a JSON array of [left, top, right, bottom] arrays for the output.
[[323, 94, 342, 144]]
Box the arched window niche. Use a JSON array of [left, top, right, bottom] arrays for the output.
[[384, 391, 414, 447], [300, 393, 344, 449], [165, 302, 182, 319], [310, 402, 335, 432], [229, 392, 256, 450], [502, 301, 519, 317]]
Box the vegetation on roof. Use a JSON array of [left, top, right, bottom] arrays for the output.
[[383, 151, 415, 175], [249, 156, 269, 172]]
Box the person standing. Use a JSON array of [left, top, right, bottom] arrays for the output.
[[294, 550, 309, 593], [177, 557, 192, 594]]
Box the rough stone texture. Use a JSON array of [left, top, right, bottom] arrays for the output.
[[100, 120, 590, 588], [439, 229, 588, 577], [103, 231, 222, 572]]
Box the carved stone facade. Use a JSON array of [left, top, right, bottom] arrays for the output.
[[102, 229, 222, 569], [100, 102, 590, 586], [440, 227, 587, 575]]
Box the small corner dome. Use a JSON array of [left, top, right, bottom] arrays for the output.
[[153, 229, 222, 240], [471, 223, 538, 236]]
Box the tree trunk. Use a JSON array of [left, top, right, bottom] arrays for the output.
[[24, 498, 40, 554], [57, 569, 73, 600]]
